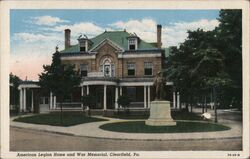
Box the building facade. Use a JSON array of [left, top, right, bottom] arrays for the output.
[[18, 25, 180, 113]]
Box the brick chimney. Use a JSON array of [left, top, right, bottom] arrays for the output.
[[65, 29, 71, 49], [157, 24, 162, 48]]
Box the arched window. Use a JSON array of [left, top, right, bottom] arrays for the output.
[[100, 57, 115, 77]]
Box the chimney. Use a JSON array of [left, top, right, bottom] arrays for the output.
[[65, 29, 71, 49], [157, 24, 162, 48]]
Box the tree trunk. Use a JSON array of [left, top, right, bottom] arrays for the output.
[[60, 96, 64, 125], [213, 87, 218, 123], [205, 96, 207, 112], [202, 96, 205, 114]]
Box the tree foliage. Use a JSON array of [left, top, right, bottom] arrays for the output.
[[165, 9, 242, 110], [10, 73, 21, 112], [38, 50, 81, 124]]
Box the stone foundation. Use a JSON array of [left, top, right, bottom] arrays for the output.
[[146, 100, 176, 126]]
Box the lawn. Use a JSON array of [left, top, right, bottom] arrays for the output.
[[14, 112, 108, 127], [99, 121, 230, 133], [105, 111, 204, 121]]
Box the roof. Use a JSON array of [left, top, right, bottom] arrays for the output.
[[60, 30, 158, 53]]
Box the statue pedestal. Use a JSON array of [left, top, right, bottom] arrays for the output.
[[146, 101, 176, 126]]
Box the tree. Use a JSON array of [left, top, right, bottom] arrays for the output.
[[165, 9, 242, 117], [10, 73, 21, 114], [215, 9, 242, 109], [38, 49, 81, 125]]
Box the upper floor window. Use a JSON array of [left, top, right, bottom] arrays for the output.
[[128, 38, 137, 50], [144, 62, 153, 76], [80, 64, 88, 77], [100, 58, 115, 77], [127, 63, 135, 76]]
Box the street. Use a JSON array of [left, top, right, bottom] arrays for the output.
[[10, 127, 242, 151]]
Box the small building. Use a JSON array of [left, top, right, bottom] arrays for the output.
[[18, 25, 180, 113]]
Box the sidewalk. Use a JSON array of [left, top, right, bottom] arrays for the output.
[[10, 116, 242, 141]]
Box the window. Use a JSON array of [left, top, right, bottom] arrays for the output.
[[80, 64, 88, 77], [80, 41, 86, 52], [128, 39, 136, 50], [127, 63, 135, 76], [144, 62, 153, 76]]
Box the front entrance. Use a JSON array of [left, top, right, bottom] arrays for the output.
[[89, 85, 115, 109], [39, 97, 50, 113]]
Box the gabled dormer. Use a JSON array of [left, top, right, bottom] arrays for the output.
[[127, 33, 139, 50], [78, 35, 93, 52]]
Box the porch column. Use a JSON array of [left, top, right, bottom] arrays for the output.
[[81, 86, 84, 108], [53, 96, 56, 109], [50, 91, 53, 110], [86, 85, 89, 95], [103, 85, 107, 110], [31, 90, 34, 111], [119, 86, 122, 96], [144, 85, 147, 108], [147, 86, 151, 108], [177, 92, 180, 109], [19, 88, 23, 112], [23, 88, 26, 112], [173, 91, 176, 108], [115, 86, 118, 109]]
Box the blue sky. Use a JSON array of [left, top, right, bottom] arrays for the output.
[[10, 9, 220, 80]]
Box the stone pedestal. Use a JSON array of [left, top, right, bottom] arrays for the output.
[[146, 100, 176, 126]]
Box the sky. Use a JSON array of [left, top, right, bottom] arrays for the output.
[[10, 9, 220, 80]]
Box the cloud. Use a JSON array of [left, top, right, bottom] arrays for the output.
[[111, 18, 219, 47], [164, 19, 219, 46], [13, 32, 62, 43], [31, 16, 69, 26], [48, 22, 104, 39], [111, 18, 157, 43]]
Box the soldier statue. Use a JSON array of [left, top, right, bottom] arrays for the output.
[[153, 71, 166, 101]]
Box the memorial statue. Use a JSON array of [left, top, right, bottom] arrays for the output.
[[153, 71, 166, 101], [146, 71, 176, 126]]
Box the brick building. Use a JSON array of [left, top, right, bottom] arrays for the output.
[[18, 25, 179, 113]]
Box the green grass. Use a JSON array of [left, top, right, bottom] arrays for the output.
[[14, 112, 108, 127], [105, 111, 204, 121], [99, 121, 230, 133]]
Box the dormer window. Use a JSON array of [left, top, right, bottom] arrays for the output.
[[78, 35, 92, 52], [79, 41, 86, 52], [128, 38, 137, 50]]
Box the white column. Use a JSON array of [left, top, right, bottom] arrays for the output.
[[81, 86, 84, 108], [50, 91, 53, 110], [86, 85, 89, 95], [53, 96, 56, 109], [31, 90, 34, 111], [177, 92, 180, 109], [19, 88, 23, 112], [103, 85, 107, 110], [173, 91, 176, 108], [23, 88, 26, 112], [115, 86, 118, 109], [147, 86, 151, 108], [144, 85, 147, 108], [119, 86, 122, 96]]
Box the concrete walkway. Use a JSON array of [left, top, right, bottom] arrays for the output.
[[10, 115, 242, 141]]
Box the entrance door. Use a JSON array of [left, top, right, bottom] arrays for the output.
[[39, 97, 50, 113]]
